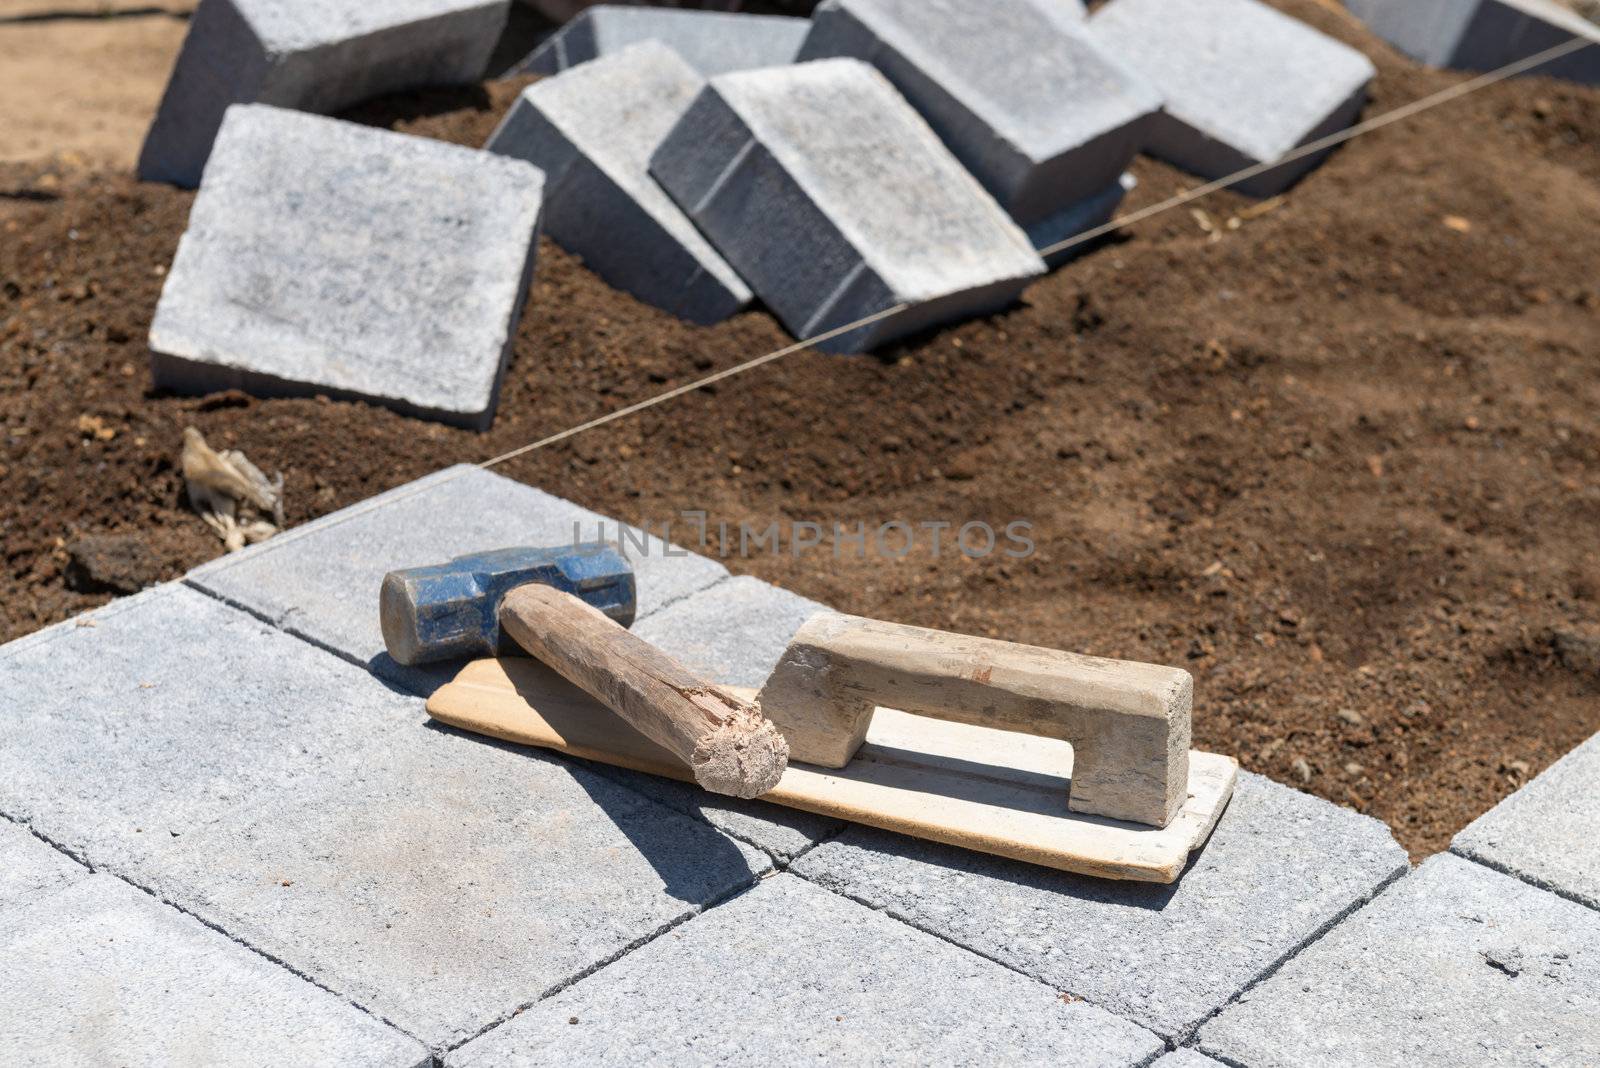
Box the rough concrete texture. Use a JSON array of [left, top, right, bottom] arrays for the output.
[[132, 723, 769, 1050], [1452, 728, 1600, 911], [0, 819, 86, 913], [1344, 0, 1600, 84], [1152, 1052, 1226, 1068], [632, 574, 827, 690], [186, 465, 728, 695], [650, 58, 1046, 353], [798, 0, 1160, 242], [139, 0, 509, 187], [1090, 0, 1376, 196], [0, 875, 429, 1067], [0, 584, 421, 870], [487, 42, 753, 324], [149, 105, 544, 430], [789, 771, 1409, 1040], [445, 873, 1163, 1067], [1200, 854, 1600, 1067], [515, 5, 809, 78]]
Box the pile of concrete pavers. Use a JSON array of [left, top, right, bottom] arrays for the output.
[[1345, 0, 1600, 84], [2, 465, 1597, 1063], [139, 0, 1376, 426]]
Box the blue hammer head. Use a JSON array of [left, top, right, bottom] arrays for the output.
[[380, 542, 635, 666]]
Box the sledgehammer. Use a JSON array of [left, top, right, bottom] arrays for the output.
[[379, 543, 788, 798]]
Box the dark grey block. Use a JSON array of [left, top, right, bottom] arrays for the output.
[[1200, 854, 1600, 1067], [799, 0, 1159, 240], [0, 876, 429, 1067], [650, 58, 1047, 353], [1452, 729, 1600, 911], [1348, 0, 1600, 83], [149, 105, 544, 430], [487, 42, 752, 323], [129, 721, 769, 1051], [445, 874, 1164, 1067], [515, 5, 809, 78], [0, 584, 422, 870], [1090, 0, 1377, 197], [186, 465, 728, 696], [789, 771, 1409, 1041], [139, 0, 509, 187], [0, 819, 87, 914]]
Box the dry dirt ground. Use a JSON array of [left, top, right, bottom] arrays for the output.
[[2, 0, 1599, 858]]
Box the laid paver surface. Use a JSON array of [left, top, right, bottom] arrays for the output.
[[149, 105, 543, 429], [139, 0, 507, 186], [631, 573, 828, 690], [0, 875, 429, 1068], [0, 583, 421, 869], [1152, 1051, 1226, 1068], [487, 42, 752, 324], [0, 818, 87, 914], [128, 721, 769, 1051], [515, 5, 809, 78], [187, 465, 728, 695], [445, 873, 1163, 1067], [1088, 0, 1375, 195], [1452, 728, 1600, 911], [789, 770, 1408, 1041], [1200, 853, 1600, 1067]]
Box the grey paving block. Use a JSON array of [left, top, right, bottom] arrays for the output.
[[798, 0, 1158, 252], [1089, 0, 1376, 197], [186, 465, 728, 695], [1030, 172, 1135, 266], [1152, 1052, 1225, 1068], [515, 5, 809, 78], [650, 58, 1047, 353], [139, 0, 507, 187], [0, 819, 87, 913], [789, 771, 1409, 1041], [130, 722, 769, 1050], [1452, 729, 1600, 911], [445, 873, 1163, 1067], [149, 105, 544, 430], [0, 584, 421, 871], [0, 875, 428, 1067], [1344, 0, 1600, 84], [1200, 854, 1600, 1067], [631, 573, 826, 690], [487, 42, 752, 324]]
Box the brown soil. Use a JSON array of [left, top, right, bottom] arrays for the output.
[[3, 0, 1599, 858]]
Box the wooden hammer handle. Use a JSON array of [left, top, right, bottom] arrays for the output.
[[498, 584, 788, 799]]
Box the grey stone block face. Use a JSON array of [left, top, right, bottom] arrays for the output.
[[789, 771, 1409, 1040], [131, 724, 769, 1050], [148, 105, 544, 430], [1452, 729, 1600, 911], [1200, 854, 1600, 1067], [445, 874, 1163, 1067], [1089, 0, 1377, 197], [631, 574, 827, 690], [1345, 0, 1600, 84], [649, 59, 1047, 353], [0, 876, 429, 1068], [487, 42, 753, 324], [186, 466, 729, 695], [1153, 1053, 1226, 1068], [138, 0, 509, 187], [0, 819, 87, 913], [0, 584, 420, 870], [516, 5, 809, 78], [798, 0, 1159, 232]]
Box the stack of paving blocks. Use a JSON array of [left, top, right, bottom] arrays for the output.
[[1088, 0, 1377, 197], [5, 466, 1596, 1062], [139, 0, 511, 187], [1344, 0, 1600, 84]]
